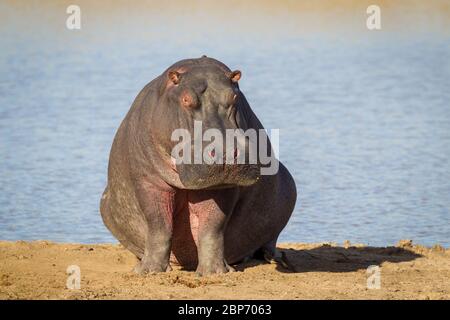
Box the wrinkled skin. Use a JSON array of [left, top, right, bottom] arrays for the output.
[[100, 56, 297, 275]]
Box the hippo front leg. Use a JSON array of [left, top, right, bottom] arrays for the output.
[[134, 181, 175, 274], [190, 189, 238, 276], [196, 211, 234, 276]]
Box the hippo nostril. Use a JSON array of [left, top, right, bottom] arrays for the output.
[[170, 156, 178, 172]]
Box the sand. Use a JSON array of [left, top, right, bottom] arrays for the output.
[[0, 240, 448, 300]]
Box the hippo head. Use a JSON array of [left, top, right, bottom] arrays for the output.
[[147, 57, 262, 190]]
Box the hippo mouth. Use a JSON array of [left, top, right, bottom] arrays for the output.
[[170, 156, 260, 190]]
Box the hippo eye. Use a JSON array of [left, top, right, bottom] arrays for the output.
[[180, 91, 198, 109], [199, 85, 207, 94]]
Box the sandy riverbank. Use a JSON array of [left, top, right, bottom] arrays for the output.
[[0, 240, 448, 299]]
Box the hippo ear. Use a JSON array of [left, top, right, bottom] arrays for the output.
[[168, 71, 181, 85], [229, 70, 241, 83]]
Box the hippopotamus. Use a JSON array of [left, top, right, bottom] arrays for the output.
[[100, 56, 297, 275]]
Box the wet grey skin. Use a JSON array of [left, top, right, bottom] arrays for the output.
[[100, 56, 297, 276]]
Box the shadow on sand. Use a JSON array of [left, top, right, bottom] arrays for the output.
[[234, 245, 422, 273]]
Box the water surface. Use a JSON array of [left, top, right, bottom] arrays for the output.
[[1, 1, 449, 246]]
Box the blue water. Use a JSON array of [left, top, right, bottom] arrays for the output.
[[1, 2, 449, 246]]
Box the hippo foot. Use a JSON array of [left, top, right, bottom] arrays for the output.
[[133, 259, 172, 275], [195, 259, 235, 276]]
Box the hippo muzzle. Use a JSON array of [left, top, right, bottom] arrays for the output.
[[171, 118, 262, 189]]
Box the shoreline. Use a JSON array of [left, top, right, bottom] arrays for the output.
[[0, 240, 448, 299]]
